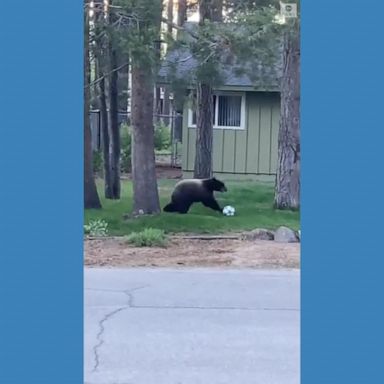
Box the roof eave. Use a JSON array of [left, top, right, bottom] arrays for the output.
[[156, 79, 280, 93]]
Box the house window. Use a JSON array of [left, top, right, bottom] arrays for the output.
[[189, 92, 245, 129]]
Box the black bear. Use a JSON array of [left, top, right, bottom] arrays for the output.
[[163, 177, 227, 214]]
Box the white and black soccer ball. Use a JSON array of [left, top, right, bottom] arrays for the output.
[[222, 205, 235, 216]]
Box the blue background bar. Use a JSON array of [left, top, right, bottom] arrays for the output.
[[302, 0, 384, 383], [0, 1, 83, 383]]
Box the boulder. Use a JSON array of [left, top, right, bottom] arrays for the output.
[[242, 228, 275, 241], [274, 226, 299, 243]]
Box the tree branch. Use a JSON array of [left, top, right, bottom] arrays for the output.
[[160, 17, 199, 40], [85, 62, 129, 89]]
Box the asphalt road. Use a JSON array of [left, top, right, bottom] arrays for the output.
[[84, 268, 300, 384]]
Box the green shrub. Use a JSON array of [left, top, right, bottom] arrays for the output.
[[125, 228, 168, 247], [120, 124, 131, 173], [84, 219, 109, 237], [154, 121, 171, 151], [119, 122, 170, 171]]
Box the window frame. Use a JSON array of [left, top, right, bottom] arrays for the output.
[[188, 91, 246, 130]]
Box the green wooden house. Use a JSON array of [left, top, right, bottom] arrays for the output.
[[181, 90, 280, 181], [158, 25, 282, 181]]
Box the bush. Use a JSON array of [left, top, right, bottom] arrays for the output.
[[84, 219, 109, 237], [154, 121, 171, 151], [120, 124, 131, 173], [125, 228, 168, 247], [119, 121, 171, 172]]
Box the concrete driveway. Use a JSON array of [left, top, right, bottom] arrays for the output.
[[84, 268, 300, 384]]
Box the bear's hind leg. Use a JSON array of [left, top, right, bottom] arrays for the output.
[[177, 201, 192, 214], [163, 202, 177, 212], [164, 199, 192, 214]]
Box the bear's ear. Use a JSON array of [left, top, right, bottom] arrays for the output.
[[212, 177, 217, 181]]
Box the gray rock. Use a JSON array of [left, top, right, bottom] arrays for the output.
[[243, 228, 275, 241], [274, 226, 299, 243]]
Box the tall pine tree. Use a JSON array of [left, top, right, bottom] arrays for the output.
[[128, 0, 162, 214], [193, 0, 223, 179], [274, 14, 300, 209], [84, 1, 102, 209]]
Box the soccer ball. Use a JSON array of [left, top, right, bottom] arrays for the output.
[[222, 205, 235, 216]]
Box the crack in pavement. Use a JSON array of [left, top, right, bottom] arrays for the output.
[[91, 285, 149, 373], [90, 284, 297, 373], [126, 305, 299, 311], [85, 290, 298, 311], [92, 307, 126, 372]]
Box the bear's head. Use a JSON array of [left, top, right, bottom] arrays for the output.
[[205, 177, 227, 193]]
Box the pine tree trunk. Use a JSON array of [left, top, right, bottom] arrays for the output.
[[168, 0, 174, 32], [194, 82, 213, 178], [193, 0, 219, 179], [98, 75, 113, 198], [162, 0, 173, 124], [116, 50, 129, 111], [177, 0, 187, 27], [212, 0, 223, 22], [106, 43, 121, 199], [155, 87, 161, 116], [93, 0, 114, 199], [101, 0, 120, 200], [163, 89, 170, 124], [153, 1, 163, 122], [84, 3, 101, 209], [274, 22, 300, 210], [131, 65, 161, 214]]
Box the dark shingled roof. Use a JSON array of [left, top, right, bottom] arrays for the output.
[[158, 22, 282, 91]]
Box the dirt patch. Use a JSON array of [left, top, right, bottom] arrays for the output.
[[155, 165, 182, 179], [84, 237, 300, 269], [121, 165, 182, 181]]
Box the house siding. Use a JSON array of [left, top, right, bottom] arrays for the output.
[[183, 91, 280, 178]]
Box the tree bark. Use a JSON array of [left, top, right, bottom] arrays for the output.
[[168, 0, 174, 33], [106, 40, 121, 199], [102, 0, 121, 200], [116, 49, 129, 111], [94, 41, 111, 197], [194, 82, 213, 178], [193, 0, 218, 179], [162, 0, 174, 124], [98, 75, 112, 197], [84, 2, 102, 209], [93, 0, 115, 199], [177, 0, 187, 27], [211, 0, 223, 22], [274, 21, 300, 210], [131, 64, 161, 214], [153, 1, 163, 121]]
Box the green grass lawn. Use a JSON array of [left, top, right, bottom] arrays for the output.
[[84, 179, 300, 236]]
